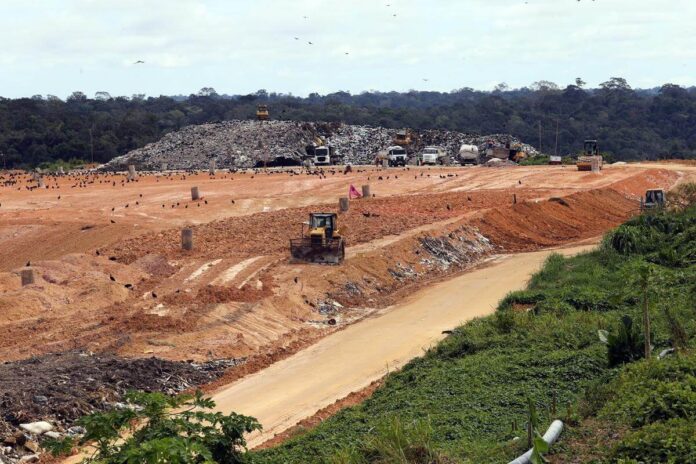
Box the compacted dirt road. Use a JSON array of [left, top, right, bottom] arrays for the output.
[[210, 243, 595, 447]]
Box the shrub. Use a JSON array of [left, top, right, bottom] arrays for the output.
[[606, 316, 645, 367], [331, 417, 448, 464], [611, 419, 696, 463], [48, 391, 260, 464]]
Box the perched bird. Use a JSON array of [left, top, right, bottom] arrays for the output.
[[26, 261, 31, 267], [109, 274, 116, 282]]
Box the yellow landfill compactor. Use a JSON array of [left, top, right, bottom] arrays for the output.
[[577, 140, 603, 171], [256, 104, 269, 121], [290, 213, 346, 264]]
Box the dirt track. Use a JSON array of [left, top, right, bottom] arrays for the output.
[[210, 244, 596, 447]]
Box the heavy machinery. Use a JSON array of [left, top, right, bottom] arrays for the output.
[[393, 129, 413, 147], [289, 213, 345, 264], [305, 136, 341, 166], [641, 189, 666, 211], [419, 146, 448, 165], [256, 105, 269, 121], [458, 144, 480, 165], [387, 146, 408, 166], [577, 140, 603, 171]]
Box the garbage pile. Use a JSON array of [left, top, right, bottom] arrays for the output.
[[0, 351, 243, 463], [101, 120, 537, 171]]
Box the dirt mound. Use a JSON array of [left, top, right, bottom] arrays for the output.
[[0, 351, 242, 437], [608, 168, 679, 197], [472, 188, 637, 251], [102, 189, 537, 264]]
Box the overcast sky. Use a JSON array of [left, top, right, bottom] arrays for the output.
[[1, 0, 694, 99]]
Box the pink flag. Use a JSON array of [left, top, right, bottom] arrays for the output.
[[349, 184, 362, 199]]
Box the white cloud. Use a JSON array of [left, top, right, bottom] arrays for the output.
[[0, 0, 694, 97]]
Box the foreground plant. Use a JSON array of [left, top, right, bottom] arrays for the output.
[[47, 390, 260, 464]]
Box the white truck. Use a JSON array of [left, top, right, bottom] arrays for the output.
[[419, 146, 448, 165], [458, 144, 480, 165], [387, 146, 408, 166]]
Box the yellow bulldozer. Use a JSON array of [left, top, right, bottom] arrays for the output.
[[256, 104, 269, 121], [290, 213, 346, 264]]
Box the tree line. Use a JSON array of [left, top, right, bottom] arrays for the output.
[[1, 77, 695, 169]]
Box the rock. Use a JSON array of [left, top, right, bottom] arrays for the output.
[[32, 395, 48, 404], [2, 436, 16, 446], [67, 426, 86, 436], [19, 455, 40, 463], [23, 440, 39, 452], [43, 431, 61, 439], [19, 422, 53, 435]]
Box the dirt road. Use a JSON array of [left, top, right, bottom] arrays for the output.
[[210, 244, 596, 447]]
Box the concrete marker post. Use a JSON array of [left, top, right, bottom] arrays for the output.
[[191, 186, 200, 201], [361, 185, 371, 198], [127, 165, 137, 181], [181, 228, 193, 251], [21, 268, 35, 286], [209, 160, 216, 176], [339, 197, 349, 212]]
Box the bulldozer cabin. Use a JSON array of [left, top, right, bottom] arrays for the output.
[[290, 213, 346, 264]]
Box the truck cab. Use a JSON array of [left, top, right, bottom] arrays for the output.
[[420, 146, 447, 165], [387, 146, 408, 166]]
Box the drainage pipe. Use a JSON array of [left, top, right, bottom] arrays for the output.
[[508, 420, 564, 464]]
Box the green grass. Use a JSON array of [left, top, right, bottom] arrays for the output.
[[252, 206, 696, 464]]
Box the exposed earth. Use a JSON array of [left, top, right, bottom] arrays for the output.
[[0, 161, 690, 460]]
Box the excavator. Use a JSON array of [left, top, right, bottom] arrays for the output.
[[256, 104, 269, 121], [290, 213, 345, 264]]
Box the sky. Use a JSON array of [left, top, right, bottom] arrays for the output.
[[0, 0, 695, 99]]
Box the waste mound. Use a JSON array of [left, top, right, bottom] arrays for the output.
[[102, 120, 536, 170]]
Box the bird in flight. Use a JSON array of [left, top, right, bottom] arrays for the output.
[[134, 60, 145, 64], [308, 41, 313, 45], [294, 37, 299, 40], [423, 78, 429, 82]]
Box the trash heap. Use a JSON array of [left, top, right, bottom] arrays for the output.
[[101, 120, 537, 170], [0, 352, 242, 464]]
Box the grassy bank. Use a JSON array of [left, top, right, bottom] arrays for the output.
[[253, 205, 696, 463]]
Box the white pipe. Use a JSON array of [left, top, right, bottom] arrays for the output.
[[508, 420, 564, 464]]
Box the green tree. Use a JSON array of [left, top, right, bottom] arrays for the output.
[[48, 391, 260, 464]]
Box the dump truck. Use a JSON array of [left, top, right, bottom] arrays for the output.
[[419, 146, 448, 165], [387, 146, 408, 166], [458, 144, 480, 165], [305, 137, 341, 166], [256, 105, 269, 121], [290, 212, 345, 264], [577, 140, 603, 171], [641, 189, 665, 211]]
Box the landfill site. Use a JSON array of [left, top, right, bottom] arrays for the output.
[[0, 120, 691, 462]]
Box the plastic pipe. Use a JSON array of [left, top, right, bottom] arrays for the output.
[[508, 420, 564, 464]]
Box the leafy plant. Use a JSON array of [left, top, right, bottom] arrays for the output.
[[606, 316, 645, 367], [48, 391, 260, 464], [611, 418, 696, 463]]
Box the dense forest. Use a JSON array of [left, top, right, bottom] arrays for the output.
[[1, 77, 695, 168]]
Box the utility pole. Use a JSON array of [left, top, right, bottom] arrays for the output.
[[1, 151, 5, 170], [538, 120, 543, 154], [88, 124, 95, 164], [555, 119, 559, 156]]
